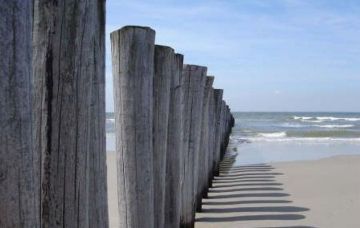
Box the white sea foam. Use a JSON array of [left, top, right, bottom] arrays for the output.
[[258, 132, 287, 138], [106, 118, 115, 123], [293, 116, 360, 122], [314, 124, 354, 129], [293, 116, 324, 123], [303, 120, 324, 123], [281, 123, 306, 128], [316, 117, 360, 122], [234, 136, 360, 143], [293, 116, 313, 120]]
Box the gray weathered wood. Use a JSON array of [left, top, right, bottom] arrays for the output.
[[111, 26, 155, 228], [213, 89, 223, 176], [0, 1, 39, 227], [180, 65, 191, 228], [220, 101, 227, 160], [153, 45, 173, 228], [182, 65, 207, 227], [165, 53, 184, 228], [196, 76, 213, 212], [32, 1, 108, 227], [206, 85, 216, 190]]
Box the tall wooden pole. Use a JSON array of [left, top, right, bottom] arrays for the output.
[[111, 26, 155, 228], [165, 53, 184, 228], [196, 76, 214, 212], [153, 45, 173, 228], [213, 89, 224, 176], [0, 1, 39, 227], [206, 85, 216, 191], [32, 1, 108, 227], [180, 65, 191, 228], [180, 65, 206, 227]]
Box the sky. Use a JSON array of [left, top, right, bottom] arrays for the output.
[[106, 0, 360, 112]]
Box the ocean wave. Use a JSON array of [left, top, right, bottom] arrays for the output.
[[293, 116, 313, 120], [106, 118, 115, 123], [280, 123, 306, 128], [302, 119, 324, 123], [314, 124, 354, 129], [316, 117, 360, 121], [233, 136, 360, 143], [293, 116, 360, 122], [257, 132, 287, 138]]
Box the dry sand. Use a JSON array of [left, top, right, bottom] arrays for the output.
[[195, 155, 360, 228], [107, 153, 360, 228], [107, 153, 119, 228]]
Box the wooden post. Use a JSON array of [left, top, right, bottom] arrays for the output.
[[0, 1, 39, 227], [196, 76, 213, 212], [220, 101, 227, 160], [180, 65, 207, 227], [213, 89, 223, 176], [165, 53, 184, 228], [219, 102, 228, 161], [111, 26, 155, 228], [153, 45, 173, 228], [206, 86, 216, 190], [180, 65, 191, 228], [32, 1, 108, 227]]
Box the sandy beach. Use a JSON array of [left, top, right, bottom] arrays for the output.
[[195, 154, 360, 228], [107, 152, 360, 228], [107, 152, 119, 228]]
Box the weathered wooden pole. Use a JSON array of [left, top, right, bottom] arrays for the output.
[[206, 85, 216, 190], [180, 65, 206, 227], [220, 100, 226, 161], [111, 26, 155, 228], [196, 76, 214, 212], [189, 65, 207, 224], [213, 89, 224, 176], [165, 53, 184, 228], [0, 1, 39, 227], [225, 105, 231, 149], [153, 45, 173, 228], [180, 65, 191, 228], [32, 1, 108, 227], [190, 67, 207, 219]]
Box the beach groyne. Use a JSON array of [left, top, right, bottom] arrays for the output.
[[1, 4, 233, 226], [111, 26, 234, 228]]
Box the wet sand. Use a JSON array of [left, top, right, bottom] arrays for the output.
[[195, 154, 360, 228]]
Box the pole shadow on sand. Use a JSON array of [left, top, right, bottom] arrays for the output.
[[195, 153, 316, 228]]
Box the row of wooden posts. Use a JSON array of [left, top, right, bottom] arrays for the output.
[[0, 1, 233, 228], [111, 26, 234, 228]]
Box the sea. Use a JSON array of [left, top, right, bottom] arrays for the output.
[[231, 112, 360, 165], [105, 112, 360, 165]]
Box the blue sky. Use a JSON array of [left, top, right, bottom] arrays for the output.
[[106, 0, 360, 112]]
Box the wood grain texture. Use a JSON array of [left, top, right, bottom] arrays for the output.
[[180, 65, 191, 228], [0, 1, 39, 227], [165, 53, 184, 228], [153, 45, 173, 228], [111, 26, 155, 228], [180, 65, 207, 227], [213, 89, 223, 176], [32, 1, 108, 227], [206, 85, 216, 191], [220, 101, 227, 160], [196, 76, 214, 212]]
